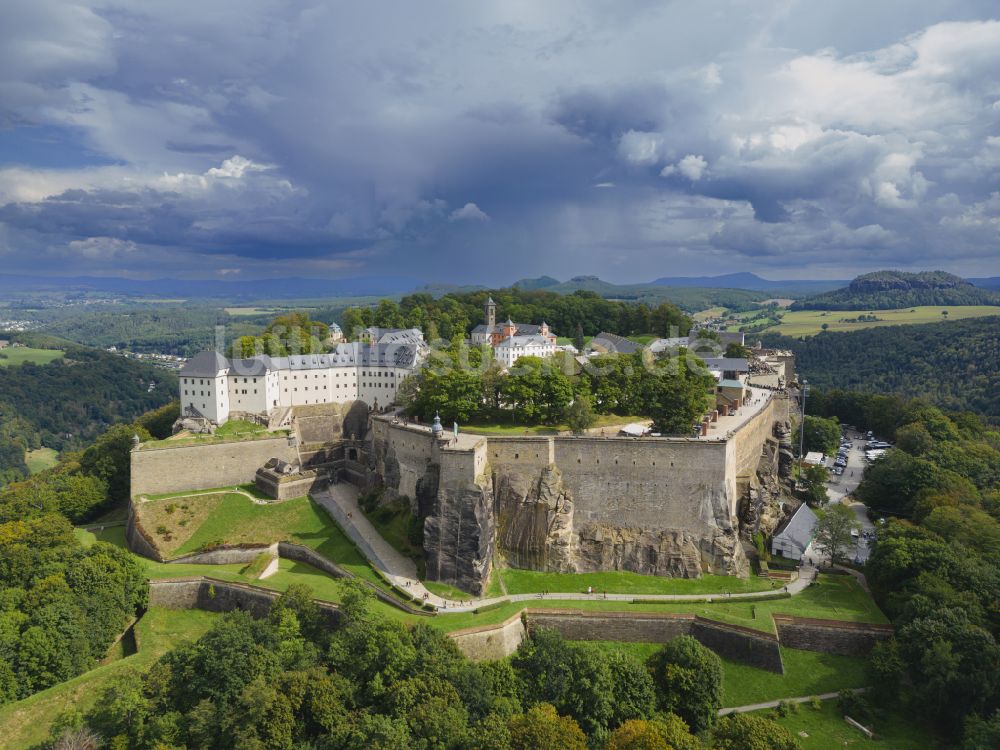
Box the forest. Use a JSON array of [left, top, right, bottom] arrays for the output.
[[45, 581, 803, 750], [400, 347, 714, 435], [762, 316, 1000, 421], [21, 306, 265, 357], [0, 342, 177, 488], [807, 390, 1000, 745], [791, 270, 1000, 310], [339, 289, 692, 343]]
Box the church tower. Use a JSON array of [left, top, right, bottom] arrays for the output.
[[485, 297, 497, 328]]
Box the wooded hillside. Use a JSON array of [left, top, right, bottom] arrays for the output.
[[762, 317, 1000, 421], [791, 270, 1000, 310]]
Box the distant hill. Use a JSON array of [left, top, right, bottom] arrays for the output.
[[970, 277, 1000, 291], [762, 316, 1000, 421], [0, 274, 421, 300], [649, 272, 845, 295], [791, 270, 1000, 310], [513, 276, 561, 290]]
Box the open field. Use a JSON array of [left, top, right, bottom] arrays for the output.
[[499, 568, 780, 596], [25, 447, 59, 474], [585, 641, 867, 707], [694, 306, 728, 321], [766, 305, 1000, 336], [224, 306, 301, 316], [770, 700, 939, 749], [0, 607, 218, 750], [0, 347, 64, 366]]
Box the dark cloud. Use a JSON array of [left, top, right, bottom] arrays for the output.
[[0, 1, 998, 282]]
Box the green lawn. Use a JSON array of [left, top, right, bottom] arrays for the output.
[[0, 347, 64, 367], [769, 700, 939, 750], [0, 608, 218, 750], [140, 421, 286, 449], [499, 568, 779, 596], [25, 447, 59, 474], [766, 305, 1000, 336], [423, 573, 886, 634], [160, 493, 326, 556], [580, 641, 867, 707]]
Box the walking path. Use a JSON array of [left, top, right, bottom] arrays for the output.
[[313, 484, 819, 613], [719, 688, 867, 716]]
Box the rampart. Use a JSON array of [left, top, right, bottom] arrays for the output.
[[145, 580, 888, 671], [773, 615, 893, 656], [525, 609, 784, 673], [449, 613, 527, 661], [148, 577, 340, 626], [131, 436, 297, 497], [373, 396, 789, 593]]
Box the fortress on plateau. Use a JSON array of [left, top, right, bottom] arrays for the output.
[[131, 379, 793, 596]]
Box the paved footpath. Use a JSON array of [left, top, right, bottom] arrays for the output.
[[719, 687, 867, 715], [314, 484, 819, 613]]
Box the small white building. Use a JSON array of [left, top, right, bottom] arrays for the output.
[[803, 451, 825, 466], [493, 334, 557, 369], [771, 503, 819, 561]]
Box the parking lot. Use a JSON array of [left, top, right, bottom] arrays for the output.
[[804, 428, 878, 565]]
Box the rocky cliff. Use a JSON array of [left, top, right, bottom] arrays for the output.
[[423, 475, 494, 595], [495, 465, 576, 572]]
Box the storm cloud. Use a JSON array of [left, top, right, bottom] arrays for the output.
[[0, 0, 998, 282]]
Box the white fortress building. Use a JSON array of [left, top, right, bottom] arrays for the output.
[[179, 331, 425, 425]]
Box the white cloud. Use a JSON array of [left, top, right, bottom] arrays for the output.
[[662, 155, 707, 181], [618, 130, 665, 165], [448, 202, 490, 222]]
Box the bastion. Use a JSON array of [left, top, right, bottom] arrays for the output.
[[371, 393, 791, 595], [129, 395, 792, 597]]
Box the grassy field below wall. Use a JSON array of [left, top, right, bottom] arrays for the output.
[[499, 568, 780, 595], [0, 346, 65, 366], [583, 640, 867, 707], [769, 700, 940, 749], [757, 305, 1000, 336], [0, 607, 219, 750]]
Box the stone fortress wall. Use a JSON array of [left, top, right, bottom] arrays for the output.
[[371, 395, 790, 595], [131, 436, 297, 496], [130, 395, 790, 596]]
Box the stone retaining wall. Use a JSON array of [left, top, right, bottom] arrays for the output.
[[170, 543, 276, 566], [691, 617, 784, 673], [524, 609, 783, 673], [148, 577, 340, 626], [449, 613, 527, 661], [131, 436, 297, 497], [773, 615, 893, 657], [126, 502, 164, 562]]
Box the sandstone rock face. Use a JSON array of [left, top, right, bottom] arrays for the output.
[[424, 476, 494, 595], [574, 523, 748, 578], [775, 420, 795, 479], [495, 465, 576, 572]]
